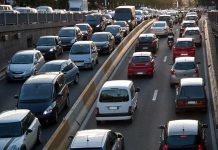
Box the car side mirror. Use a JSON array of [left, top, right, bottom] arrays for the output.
[[136, 87, 140, 92], [14, 95, 19, 99], [159, 125, 165, 129], [26, 129, 32, 135]]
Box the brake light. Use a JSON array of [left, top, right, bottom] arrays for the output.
[[128, 106, 133, 114], [162, 144, 168, 150], [198, 144, 203, 150], [191, 47, 195, 52], [197, 100, 206, 105], [177, 101, 187, 106], [95, 107, 99, 115], [171, 70, 176, 76]]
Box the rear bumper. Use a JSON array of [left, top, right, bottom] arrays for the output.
[[96, 113, 132, 121], [128, 68, 153, 76], [176, 104, 207, 111]]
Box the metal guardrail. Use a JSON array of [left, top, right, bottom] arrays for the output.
[[208, 11, 218, 33]]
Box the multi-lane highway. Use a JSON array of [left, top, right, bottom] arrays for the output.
[[0, 16, 217, 150]]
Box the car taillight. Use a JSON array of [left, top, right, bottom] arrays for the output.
[[162, 144, 168, 150], [177, 101, 187, 106], [152, 40, 156, 45], [96, 107, 99, 115], [128, 106, 133, 114], [171, 70, 176, 76], [198, 144, 203, 150], [164, 28, 167, 32], [197, 100, 206, 105]]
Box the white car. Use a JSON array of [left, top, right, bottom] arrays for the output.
[[150, 21, 169, 36], [182, 27, 202, 46], [0, 109, 41, 150]]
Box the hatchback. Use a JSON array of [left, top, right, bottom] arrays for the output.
[[6, 50, 45, 81], [128, 52, 155, 78], [150, 21, 169, 36], [39, 59, 79, 85], [175, 78, 207, 113], [0, 109, 41, 150], [170, 57, 199, 87], [75, 23, 93, 40], [159, 119, 207, 150], [182, 27, 202, 47], [173, 38, 195, 61], [105, 25, 124, 44], [69, 129, 124, 150], [179, 20, 197, 37], [136, 10, 144, 24], [16, 73, 70, 123], [135, 33, 159, 53]]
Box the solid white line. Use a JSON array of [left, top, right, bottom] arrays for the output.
[[163, 56, 167, 62], [152, 89, 158, 101]]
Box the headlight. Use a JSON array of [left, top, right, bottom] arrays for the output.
[[127, 20, 131, 23], [104, 42, 109, 47], [49, 48, 54, 52], [9, 145, 19, 150], [43, 101, 56, 115], [96, 24, 100, 28], [71, 39, 76, 44]]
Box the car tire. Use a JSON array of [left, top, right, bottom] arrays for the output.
[[36, 127, 42, 144], [150, 73, 154, 78], [60, 48, 63, 55], [74, 74, 79, 84], [170, 83, 174, 88], [65, 96, 70, 109], [128, 117, 133, 124], [90, 62, 94, 70]]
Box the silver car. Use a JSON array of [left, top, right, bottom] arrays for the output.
[[170, 57, 199, 87], [182, 27, 202, 46], [6, 50, 45, 81], [150, 21, 169, 36]]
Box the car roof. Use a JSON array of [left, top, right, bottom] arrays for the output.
[[75, 23, 89, 26], [175, 57, 195, 63], [133, 52, 152, 57], [180, 78, 204, 86], [70, 129, 110, 148], [139, 33, 155, 38], [74, 41, 93, 45], [154, 21, 167, 24], [0, 109, 30, 123], [168, 120, 198, 136], [15, 49, 40, 55], [102, 80, 133, 89], [159, 14, 171, 17], [24, 73, 61, 84], [106, 25, 121, 28], [184, 27, 200, 31], [44, 59, 69, 65], [60, 27, 77, 30], [40, 36, 58, 38], [93, 32, 110, 35], [177, 38, 193, 42], [182, 20, 196, 23]]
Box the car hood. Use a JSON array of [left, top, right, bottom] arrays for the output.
[[60, 37, 75, 42], [18, 100, 51, 113], [36, 46, 55, 52], [9, 64, 33, 73], [69, 54, 91, 62], [0, 137, 20, 149]]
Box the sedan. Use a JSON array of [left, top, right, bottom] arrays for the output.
[[128, 52, 155, 78], [39, 59, 79, 85], [150, 21, 169, 36], [105, 25, 124, 44]]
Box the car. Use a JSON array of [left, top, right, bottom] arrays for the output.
[[69, 129, 124, 150], [175, 78, 207, 113], [0, 109, 41, 150], [96, 80, 140, 124], [104, 14, 114, 25], [16, 73, 70, 123], [69, 41, 99, 69], [173, 38, 195, 61], [36, 6, 53, 13], [39, 59, 79, 85], [179, 20, 197, 37], [128, 52, 155, 78], [114, 21, 130, 37], [135, 33, 159, 53], [182, 27, 202, 47], [58, 27, 83, 51], [184, 14, 199, 25], [136, 10, 145, 24], [85, 13, 107, 32], [6, 50, 45, 81], [91, 32, 115, 54], [170, 57, 199, 87], [150, 21, 170, 36], [159, 119, 208, 150], [75, 23, 93, 40], [105, 25, 124, 44], [158, 14, 173, 28], [36, 36, 63, 59], [14, 7, 38, 13]]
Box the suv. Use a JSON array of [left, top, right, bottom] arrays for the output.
[[85, 13, 106, 32], [182, 27, 202, 47], [0, 109, 41, 150], [70, 129, 124, 150], [175, 78, 207, 113], [159, 119, 207, 150], [16, 73, 70, 123]]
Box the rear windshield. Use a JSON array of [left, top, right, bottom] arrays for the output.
[[185, 30, 199, 36], [105, 27, 119, 33], [158, 16, 170, 21], [0, 122, 22, 137], [59, 29, 75, 37], [139, 36, 154, 42], [182, 23, 196, 28], [174, 62, 196, 70], [39, 64, 61, 73], [91, 34, 108, 42], [152, 23, 165, 27], [132, 56, 150, 63], [186, 16, 197, 20], [70, 44, 90, 54], [176, 41, 193, 48], [99, 88, 129, 102], [167, 135, 198, 148], [179, 86, 205, 99], [114, 22, 125, 27]]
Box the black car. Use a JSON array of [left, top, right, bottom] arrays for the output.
[[135, 33, 159, 53], [91, 32, 115, 54], [36, 36, 63, 59], [105, 25, 124, 44], [58, 27, 83, 50], [15, 72, 69, 124], [75, 23, 93, 40], [85, 13, 106, 32], [114, 21, 130, 37], [159, 119, 207, 150]]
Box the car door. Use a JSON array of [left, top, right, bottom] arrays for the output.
[[67, 60, 78, 83]]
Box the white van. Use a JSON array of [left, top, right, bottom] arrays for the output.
[[96, 80, 140, 124]]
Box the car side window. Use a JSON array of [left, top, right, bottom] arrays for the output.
[[130, 85, 135, 99], [22, 112, 35, 133], [61, 63, 68, 72]]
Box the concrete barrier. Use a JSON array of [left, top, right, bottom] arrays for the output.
[[43, 19, 155, 150]]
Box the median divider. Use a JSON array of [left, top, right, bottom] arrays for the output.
[[43, 19, 155, 150]]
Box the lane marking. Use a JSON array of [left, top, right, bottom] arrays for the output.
[[163, 56, 167, 62], [152, 89, 158, 101]]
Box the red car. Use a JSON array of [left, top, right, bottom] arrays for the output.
[[173, 38, 195, 61], [128, 52, 155, 78]]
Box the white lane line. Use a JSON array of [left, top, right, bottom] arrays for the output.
[[152, 89, 158, 101], [163, 56, 167, 62]]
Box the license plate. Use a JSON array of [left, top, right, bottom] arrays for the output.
[[76, 62, 84, 66], [188, 101, 196, 104], [137, 72, 144, 75], [181, 53, 188, 56], [109, 106, 118, 110], [14, 75, 21, 78], [143, 47, 148, 49]]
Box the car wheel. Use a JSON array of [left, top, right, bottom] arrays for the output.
[[170, 83, 174, 88], [74, 74, 79, 84], [53, 110, 59, 123], [60, 48, 63, 54], [150, 73, 154, 78], [128, 117, 133, 124], [36, 127, 42, 144], [65, 95, 70, 108]]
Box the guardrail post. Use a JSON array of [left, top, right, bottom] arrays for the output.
[[16, 13, 18, 25], [4, 13, 6, 26], [27, 13, 29, 24]]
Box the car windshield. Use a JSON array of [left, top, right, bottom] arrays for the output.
[[182, 23, 196, 28], [70, 44, 90, 54], [37, 38, 55, 46], [91, 34, 108, 42], [179, 86, 205, 99], [39, 64, 61, 73], [114, 9, 132, 20], [59, 29, 75, 37], [76, 25, 87, 31], [86, 15, 101, 23], [20, 83, 53, 101], [174, 62, 196, 70], [99, 88, 129, 102], [152, 23, 165, 27], [158, 16, 170, 21], [132, 56, 150, 63], [0, 122, 22, 137], [105, 27, 119, 33], [139, 36, 154, 42], [176, 41, 193, 48], [186, 16, 197, 20], [11, 54, 33, 64], [114, 22, 125, 27], [185, 30, 199, 36], [167, 135, 198, 148]]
